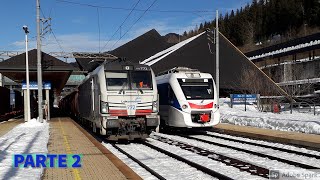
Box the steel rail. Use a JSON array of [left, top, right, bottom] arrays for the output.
[[142, 141, 233, 180], [151, 135, 269, 178], [182, 135, 319, 170], [202, 133, 320, 159], [111, 143, 166, 180]]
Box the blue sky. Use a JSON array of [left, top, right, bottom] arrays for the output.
[[0, 0, 251, 53]]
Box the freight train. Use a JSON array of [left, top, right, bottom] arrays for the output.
[[60, 59, 160, 140], [156, 67, 220, 131], [0, 87, 23, 121]]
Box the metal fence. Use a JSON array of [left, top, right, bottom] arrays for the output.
[[280, 102, 320, 115]]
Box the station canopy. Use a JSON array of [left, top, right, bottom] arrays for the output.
[[0, 49, 76, 94], [73, 52, 118, 73]]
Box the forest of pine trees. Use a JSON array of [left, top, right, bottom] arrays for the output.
[[181, 0, 320, 51]]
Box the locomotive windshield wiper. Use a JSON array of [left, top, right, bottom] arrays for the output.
[[137, 87, 144, 94], [118, 82, 127, 94]]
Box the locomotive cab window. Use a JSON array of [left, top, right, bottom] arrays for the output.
[[178, 79, 214, 100], [105, 71, 129, 90], [131, 71, 153, 90]]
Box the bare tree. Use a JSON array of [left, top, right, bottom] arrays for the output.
[[239, 67, 285, 111]]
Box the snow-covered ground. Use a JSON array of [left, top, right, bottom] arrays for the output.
[[103, 142, 217, 180], [219, 98, 320, 134], [0, 119, 49, 180]]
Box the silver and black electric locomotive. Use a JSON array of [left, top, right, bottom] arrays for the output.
[[60, 59, 160, 140]]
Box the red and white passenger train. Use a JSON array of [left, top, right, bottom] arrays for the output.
[[156, 67, 220, 131]]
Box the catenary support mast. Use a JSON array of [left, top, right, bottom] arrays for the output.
[[36, 0, 43, 122], [216, 10, 219, 107]]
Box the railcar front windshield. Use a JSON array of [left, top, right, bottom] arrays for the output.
[[179, 80, 214, 100], [131, 71, 152, 90], [105, 70, 152, 90], [105, 71, 129, 90]]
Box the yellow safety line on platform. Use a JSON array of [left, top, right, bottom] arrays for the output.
[[58, 118, 82, 180]]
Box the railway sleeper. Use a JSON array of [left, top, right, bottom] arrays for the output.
[[152, 135, 270, 178]]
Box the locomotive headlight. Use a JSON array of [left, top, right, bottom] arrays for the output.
[[182, 104, 188, 109], [152, 101, 159, 112], [101, 101, 109, 114]]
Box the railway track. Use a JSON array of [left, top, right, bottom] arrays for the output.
[[211, 129, 320, 151], [179, 134, 320, 170], [83, 122, 227, 180], [151, 134, 271, 178], [202, 132, 320, 159], [141, 141, 232, 180], [109, 142, 229, 180], [0, 113, 23, 122], [111, 143, 166, 180], [77, 119, 320, 179]]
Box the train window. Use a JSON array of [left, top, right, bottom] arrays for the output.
[[180, 83, 214, 100], [130, 71, 153, 90], [105, 72, 129, 90]]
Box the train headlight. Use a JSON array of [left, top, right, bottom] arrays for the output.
[[182, 104, 188, 109], [101, 101, 109, 114], [152, 101, 159, 112]]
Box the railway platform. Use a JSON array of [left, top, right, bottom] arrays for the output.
[[215, 123, 320, 150], [0, 119, 23, 137], [42, 117, 141, 180]]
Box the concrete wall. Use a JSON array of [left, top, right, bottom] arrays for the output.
[[263, 59, 320, 83]]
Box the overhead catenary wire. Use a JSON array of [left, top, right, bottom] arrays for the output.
[[102, 0, 141, 51], [40, 6, 67, 53], [55, 0, 212, 51], [110, 0, 157, 50], [51, 29, 66, 53], [55, 0, 213, 13]]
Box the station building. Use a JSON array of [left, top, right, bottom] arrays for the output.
[[245, 33, 320, 102], [0, 49, 76, 119]]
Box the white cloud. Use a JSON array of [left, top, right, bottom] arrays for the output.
[[9, 16, 211, 57], [11, 33, 130, 53]]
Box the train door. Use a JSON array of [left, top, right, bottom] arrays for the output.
[[78, 78, 92, 120], [91, 76, 101, 133], [159, 84, 175, 126], [91, 76, 100, 122], [167, 85, 179, 126]]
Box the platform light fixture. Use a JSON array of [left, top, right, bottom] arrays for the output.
[[23, 25, 31, 122]]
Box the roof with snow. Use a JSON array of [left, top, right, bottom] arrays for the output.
[[245, 32, 320, 62]]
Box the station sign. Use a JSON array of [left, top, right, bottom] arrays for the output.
[[230, 94, 258, 104], [22, 81, 51, 90]]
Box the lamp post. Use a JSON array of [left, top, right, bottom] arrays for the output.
[[23, 25, 31, 121]]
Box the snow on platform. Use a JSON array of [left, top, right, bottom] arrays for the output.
[[219, 98, 320, 135], [0, 119, 49, 180]]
